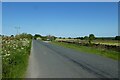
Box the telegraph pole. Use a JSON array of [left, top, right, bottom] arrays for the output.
[[15, 26, 20, 35]]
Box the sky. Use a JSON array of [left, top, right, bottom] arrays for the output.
[[2, 2, 118, 37]]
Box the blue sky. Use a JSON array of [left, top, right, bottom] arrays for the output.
[[2, 2, 118, 37]]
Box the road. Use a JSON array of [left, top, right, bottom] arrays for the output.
[[26, 40, 118, 78]]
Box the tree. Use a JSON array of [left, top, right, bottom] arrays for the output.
[[34, 34, 42, 40], [115, 36, 120, 40], [84, 36, 89, 40], [34, 34, 42, 38], [75, 37, 80, 39], [41, 35, 57, 41], [46, 35, 54, 41], [41, 36, 47, 41], [80, 37, 84, 40], [15, 33, 33, 40], [89, 34, 95, 44], [63, 37, 65, 39], [49, 35, 57, 41], [27, 34, 33, 39], [68, 37, 71, 39], [59, 37, 62, 39], [11, 35, 14, 37]]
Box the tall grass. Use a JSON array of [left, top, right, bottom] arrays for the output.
[[1, 36, 32, 78]]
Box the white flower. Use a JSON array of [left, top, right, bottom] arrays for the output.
[[13, 47, 16, 49], [7, 51, 10, 53], [4, 50, 6, 52], [5, 41, 7, 43], [16, 45, 18, 48], [7, 54, 10, 56], [21, 47, 24, 49], [4, 53, 10, 57]]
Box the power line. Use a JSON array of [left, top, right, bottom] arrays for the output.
[[15, 26, 20, 35]]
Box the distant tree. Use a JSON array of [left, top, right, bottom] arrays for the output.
[[51, 36, 57, 40], [43, 35, 57, 41], [68, 37, 71, 39], [47, 35, 57, 41], [27, 34, 33, 39], [80, 37, 84, 40], [51, 36, 57, 41], [1, 35, 4, 38], [15, 33, 33, 40], [76, 37, 81, 39], [11, 35, 14, 37], [84, 36, 89, 40], [89, 34, 95, 44], [34, 34, 42, 39], [41, 36, 47, 41], [34, 34, 42, 37], [59, 37, 62, 39], [115, 36, 120, 40], [63, 37, 65, 39]]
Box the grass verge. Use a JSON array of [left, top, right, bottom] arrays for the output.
[[2, 37, 32, 78], [51, 41, 119, 60]]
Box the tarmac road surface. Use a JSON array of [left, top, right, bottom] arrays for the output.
[[26, 40, 118, 78]]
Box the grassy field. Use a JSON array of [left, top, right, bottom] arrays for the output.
[[51, 41, 119, 60], [56, 39, 119, 46], [1, 36, 32, 78], [92, 40, 119, 46]]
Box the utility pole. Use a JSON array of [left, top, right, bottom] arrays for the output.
[[15, 26, 20, 35]]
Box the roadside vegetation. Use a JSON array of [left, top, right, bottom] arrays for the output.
[[51, 34, 120, 60], [1, 33, 32, 78]]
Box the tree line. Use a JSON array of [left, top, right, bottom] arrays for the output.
[[58, 35, 120, 40], [34, 34, 57, 41], [1, 33, 119, 41]]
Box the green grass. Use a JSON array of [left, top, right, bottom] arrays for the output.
[[51, 41, 119, 60], [2, 38, 32, 78], [3, 53, 29, 78]]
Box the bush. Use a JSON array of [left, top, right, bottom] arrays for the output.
[[2, 34, 32, 78], [115, 36, 120, 40]]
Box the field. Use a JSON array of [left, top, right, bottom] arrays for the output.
[[92, 40, 119, 46], [1, 35, 32, 78], [51, 41, 119, 60], [56, 38, 119, 46]]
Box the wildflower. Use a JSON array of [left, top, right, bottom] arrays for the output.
[[7, 54, 10, 56], [4, 50, 7, 52], [7, 51, 10, 53], [13, 47, 16, 50], [21, 47, 24, 49], [15, 45, 18, 47]]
